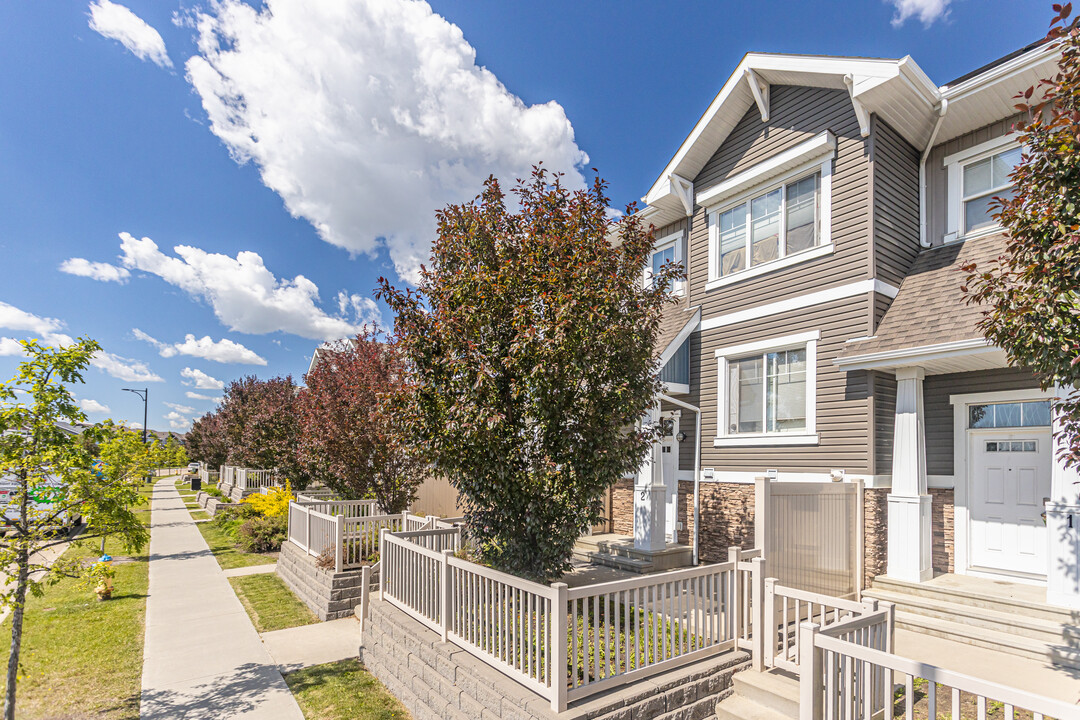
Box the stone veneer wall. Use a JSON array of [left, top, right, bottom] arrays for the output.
[[276, 540, 366, 621], [361, 596, 750, 720], [863, 487, 955, 588], [610, 479, 755, 564]]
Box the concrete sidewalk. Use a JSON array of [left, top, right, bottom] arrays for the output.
[[140, 478, 304, 719]]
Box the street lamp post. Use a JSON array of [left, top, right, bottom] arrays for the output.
[[122, 388, 148, 445]]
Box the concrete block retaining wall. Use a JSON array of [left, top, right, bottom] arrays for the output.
[[194, 491, 244, 517], [276, 540, 368, 621], [361, 596, 750, 720]]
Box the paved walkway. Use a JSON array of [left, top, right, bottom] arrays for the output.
[[141, 478, 304, 719], [261, 617, 363, 673]]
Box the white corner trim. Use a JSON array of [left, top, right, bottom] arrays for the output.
[[704, 243, 835, 292], [700, 279, 898, 332], [695, 131, 836, 208], [713, 434, 820, 447], [713, 330, 820, 360]]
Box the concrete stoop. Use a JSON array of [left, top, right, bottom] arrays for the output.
[[865, 577, 1080, 671], [361, 596, 750, 720], [573, 534, 693, 574], [193, 491, 243, 517], [714, 669, 799, 720]]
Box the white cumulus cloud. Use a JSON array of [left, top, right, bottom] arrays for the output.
[[181, 367, 224, 390], [59, 258, 131, 283], [0, 301, 162, 382], [164, 401, 196, 415], [888, 0, 950, 27], [164, 410, 190, 431], [185, 391, 222, 403], [112, 233, 372, 340], [88, 0, 173, 68], [80, 398, 111, 414], [185, 0, 587, 283], [133, 328, 267, 365]]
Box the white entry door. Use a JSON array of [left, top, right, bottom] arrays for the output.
[[661, 432, 678, 543], [969, 432, 1051, 578]]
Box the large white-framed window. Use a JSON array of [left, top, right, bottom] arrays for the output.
[[944, 136, 1022, 242], [714, 330, 819, 447], [700, 133, 834, 291], [644, 229, 685, 295]]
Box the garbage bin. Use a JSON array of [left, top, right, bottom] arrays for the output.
[[190, 473, 201, 491]]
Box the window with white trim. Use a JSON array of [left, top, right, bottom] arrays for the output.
[[945, 137, 1022, 242], [712, 171, 821, 279], [715, 331, 818, 446], [961, 146, 1021, 235], [645, 231, 684, 295]]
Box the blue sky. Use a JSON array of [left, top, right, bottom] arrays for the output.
[[0, 0, 1048, 431]]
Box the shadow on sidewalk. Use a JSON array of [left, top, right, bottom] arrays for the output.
[[141, 662, 289, 719]]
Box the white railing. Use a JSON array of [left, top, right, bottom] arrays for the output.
[[763, 579, 884, 672], [800, 616, 1080, 720], [379, 529, 750, 712], [153, 467, 188, 477], [729, 547, 762, 658], [199, 468, 220, 486], [219, 465, 277, 491]]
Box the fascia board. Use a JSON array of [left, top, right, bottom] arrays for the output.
[[833, 338, 995, 371]]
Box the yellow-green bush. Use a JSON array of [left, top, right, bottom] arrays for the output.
[[242, 481, 293, 518]]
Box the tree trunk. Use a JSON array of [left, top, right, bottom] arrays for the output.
[[4, 546, 29, 720]]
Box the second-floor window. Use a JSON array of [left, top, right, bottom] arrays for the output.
[[645, 230, 684, 295], [962, 146, 1021, 235], [713, 171, 821, 279]]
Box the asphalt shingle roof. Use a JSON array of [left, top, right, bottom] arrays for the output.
[[839, 233, 1008, 359]]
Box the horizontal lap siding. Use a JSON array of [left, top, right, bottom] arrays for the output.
[[689, 86, 871, 316], [925, 114, 1024, 247], [872, 120, 921, 289], [873, 372, 897, 475], [695, 297, 872, 474], [924, 367, 1042, 475]]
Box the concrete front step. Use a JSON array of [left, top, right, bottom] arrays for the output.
[[572, 549, 654, 573], [869, 576, 1073, 624], [893, 610, 1080, 670], [715, 694, 792, 720], [866, 587, 1070, 645], [715, 669, 799, 720]]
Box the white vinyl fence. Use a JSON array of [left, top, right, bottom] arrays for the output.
[[198, 468, 220, 486], [755, 479, 862, 598], [801, 616, 1080, 720], [219, 465, 277, 492], [379, 529, 753, 712], [152, 467, 188, 477]]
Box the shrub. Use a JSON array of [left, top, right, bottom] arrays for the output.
[[242, 481, 292, 518], [236, 515, 287, 553]]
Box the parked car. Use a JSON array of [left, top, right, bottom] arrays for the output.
[[187, 462, 200, 474]]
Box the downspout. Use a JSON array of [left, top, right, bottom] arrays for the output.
[[658, 392, 701, 565], [919, 99, 949, 247]]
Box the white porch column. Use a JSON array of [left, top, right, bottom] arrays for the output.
[[1047, 387, 1080, 608], [887, 367, 933, 582], [634, 406, 667, 552]]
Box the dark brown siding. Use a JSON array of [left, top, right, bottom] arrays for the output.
[[698, 296, 872, 475], [873, 372, 897, 475], [925, 114, 1025, 247], [872, 120, 921, 288], [924, 367, 1042, 475], [688, 86, 872, 324]]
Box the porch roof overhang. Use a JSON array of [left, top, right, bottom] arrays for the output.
[[658, 305, 700, 367], [833, 338, 1009, 375]]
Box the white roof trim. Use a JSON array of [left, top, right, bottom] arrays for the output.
[[696, 131, 835, 208], [941, 42, 1059, 100], [833, 337, 995, 372], [658, 306, 700, 367]]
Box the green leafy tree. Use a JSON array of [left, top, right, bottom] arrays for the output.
[[378, 168, 679, 581], [219, 375, 308, 487], [0, 340, 149, 720], [163, 434, 188, 468], [186, 411, 227, 469], [964, 4, 1080, 467]]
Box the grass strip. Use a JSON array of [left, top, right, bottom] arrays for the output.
[[0, 486, 153, 719], [286, 659, 411, 720], [197, 522, 277, 569], [228, 573, 317, 632], [189, 510, 211, 521]]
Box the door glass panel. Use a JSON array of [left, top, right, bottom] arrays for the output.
[[1021, 400, 1052, 427], [969, 401, 1051, 429], [993, 401, 1022, 427], [1023, 441, 1036, 452]]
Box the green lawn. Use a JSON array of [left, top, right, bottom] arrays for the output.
[[189, 509, 211, 521], [197, 521, 278, 569], [0, 486, 153, 719], [228, 573, 317, 632], [286, 659, 411, 720]]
